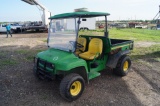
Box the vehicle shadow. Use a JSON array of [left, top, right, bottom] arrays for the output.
[[131, 51, 160, 61], [0, 45, 142, 106], [131, 51, 160, 94], [132, 66, 160, 94]]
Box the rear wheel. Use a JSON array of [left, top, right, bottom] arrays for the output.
[[114, 55, 131, 76], [60, 73, 85, 101]]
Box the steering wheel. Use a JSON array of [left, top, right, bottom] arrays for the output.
[[68, 41, 75, 51], [69, 41, 75, 45], [69, 41, 84, 50], [77, 42, 84, 49]]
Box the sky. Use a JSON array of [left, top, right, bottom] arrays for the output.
[[0, 0, 159, 22]]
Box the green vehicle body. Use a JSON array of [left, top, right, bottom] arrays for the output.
[[33, 11, 134, 101], [35, 34, 133, 82]]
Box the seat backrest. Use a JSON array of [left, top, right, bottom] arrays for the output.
[[88, 38, 103, 54], [77, 37, 87, 52]]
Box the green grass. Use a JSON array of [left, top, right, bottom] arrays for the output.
[[79, 28, 160, 42], [155, 58, 160, 62], [109, 28, 160, 42], [0, 51, 18, 68], [0, 60, 17, 67], [0, 49, 44, 69], [16, 49, 45, 54], [35, 49, 46, 53], [0, 52, 5, 57], [16, 49, 45, 61], [16, 50, 29, 54], [42, 39, 47, 42], [131, 44, 160, 61]]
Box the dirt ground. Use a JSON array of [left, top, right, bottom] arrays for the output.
[[0, 33, 160, 106]]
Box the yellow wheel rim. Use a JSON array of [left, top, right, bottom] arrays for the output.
[[123, 61, 129, 71], [70, 81, 82, 96]]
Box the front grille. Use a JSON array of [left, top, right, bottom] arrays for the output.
[[39, 59, 45, 66], [37, 59, 55, 79], [46, 63, 54, 69], [38, 59, 54, 70], [38, 68, 54, 79]]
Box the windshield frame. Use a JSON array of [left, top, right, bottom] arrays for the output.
[[47, 18, 79, 52], [47, 13, 108, 53]]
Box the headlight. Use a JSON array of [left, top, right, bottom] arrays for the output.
[[46, 63, 55, 69], [52, 64, 55, 68]]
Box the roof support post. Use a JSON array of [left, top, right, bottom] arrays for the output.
[[105, 15, 108, 38], [74, 17, 81, 52]]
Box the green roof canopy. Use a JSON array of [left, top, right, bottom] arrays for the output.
[[49, 11, 110, 19]]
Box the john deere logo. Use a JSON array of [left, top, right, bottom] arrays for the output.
[[53, 57, 58, 61]]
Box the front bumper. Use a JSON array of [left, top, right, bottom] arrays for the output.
[[34, 58, 55, 79]]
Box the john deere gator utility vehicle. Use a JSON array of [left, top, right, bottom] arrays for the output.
[[33, 11, 134, 101]]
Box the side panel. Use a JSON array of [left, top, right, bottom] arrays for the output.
[[55, 58, 88, 73], [106, 39, 134, 68], [88, 55, 108, 72], [110, 39, 134, 51]]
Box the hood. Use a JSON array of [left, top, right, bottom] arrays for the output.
[[37, 48, 78, 64]]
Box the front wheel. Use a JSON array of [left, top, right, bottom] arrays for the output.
[[60, 73, 85, 101], [114, 55, 131, 76]]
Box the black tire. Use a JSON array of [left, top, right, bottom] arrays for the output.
[[79, 27, 83, 31], [84, 27, 89, 30], [60, 73, 85, 101], [114, 55, 131, 76]]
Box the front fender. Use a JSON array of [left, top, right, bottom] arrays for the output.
[[56, 59, 89, 82], [56, 58, 88, 72]]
